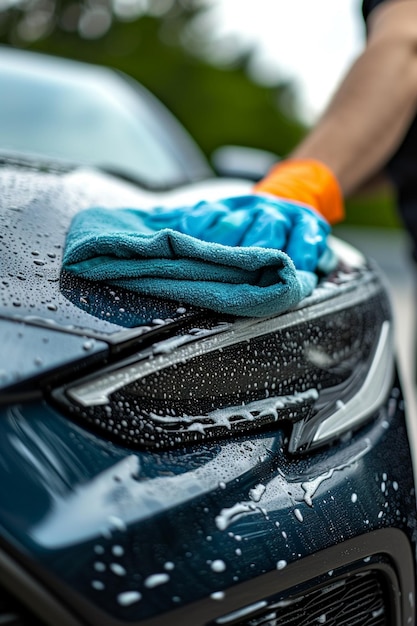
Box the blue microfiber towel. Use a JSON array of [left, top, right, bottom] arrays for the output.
[[62, 195, 335, 318]]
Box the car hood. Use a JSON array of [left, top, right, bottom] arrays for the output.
[[0, 157, 243, 334]]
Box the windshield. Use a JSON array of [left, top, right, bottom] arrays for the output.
[[0, 50, 210, 187]]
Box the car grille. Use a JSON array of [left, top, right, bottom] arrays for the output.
[[216, 571, 388, 626], [0, 586, 45, 626]]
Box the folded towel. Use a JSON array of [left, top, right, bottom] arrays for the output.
[[62, 195, 335, 318]]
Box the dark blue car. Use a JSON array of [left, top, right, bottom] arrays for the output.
[[0, 46, 415, 626]]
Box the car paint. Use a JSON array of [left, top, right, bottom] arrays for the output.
[[0, 375, 415, 625]]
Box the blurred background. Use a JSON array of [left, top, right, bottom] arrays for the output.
[[0, 0, 401, 229], [0, 0, 415, 400]]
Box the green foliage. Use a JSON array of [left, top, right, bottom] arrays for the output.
[[345, 190, 401, 229]]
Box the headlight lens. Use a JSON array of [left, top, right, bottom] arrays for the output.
[[56, 273, 393, 454]]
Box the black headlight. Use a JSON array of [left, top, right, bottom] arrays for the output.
[[54, 263, 393, 455]]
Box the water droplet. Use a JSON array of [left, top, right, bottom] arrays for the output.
[[211, 591, 225, 600], [112, 545, 124, 557], [249, 483, 266, 502], [164, 561, 174, 571], [144, 573, 170, 588], [110, 563, 126, 576], [94, 562, 106, 572], [108, 516, 126, 531], [211, 560, 226, 573], [91, 580, 105, 590], [117, 591, 142, 606]]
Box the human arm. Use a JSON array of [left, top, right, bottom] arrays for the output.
[[255, 0, 417, 217]]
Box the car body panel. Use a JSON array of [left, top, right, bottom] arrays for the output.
[[0, 378, 414, 624]]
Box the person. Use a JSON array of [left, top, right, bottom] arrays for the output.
[[254, 0, 417, 265]]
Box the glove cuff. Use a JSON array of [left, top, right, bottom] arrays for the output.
[[253, 158, 345, 225]]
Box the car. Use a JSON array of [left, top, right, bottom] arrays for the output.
[[0, 45, 416, 626]]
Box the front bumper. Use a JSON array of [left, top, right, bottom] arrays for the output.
[[0, 369, 414, 625]]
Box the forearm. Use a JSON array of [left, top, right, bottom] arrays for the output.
[[290, 0, 417, 196]]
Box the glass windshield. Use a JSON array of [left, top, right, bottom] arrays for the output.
[[0, 51, 209, 187]]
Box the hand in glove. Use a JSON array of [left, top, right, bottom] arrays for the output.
[[173, 194, 331, 272], [254, 158, 345, 225]]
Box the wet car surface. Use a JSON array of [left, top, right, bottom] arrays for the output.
[[0, 47, 416, 626]]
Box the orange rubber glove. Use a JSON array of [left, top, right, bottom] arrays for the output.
[[253, 158, 345, 225]]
